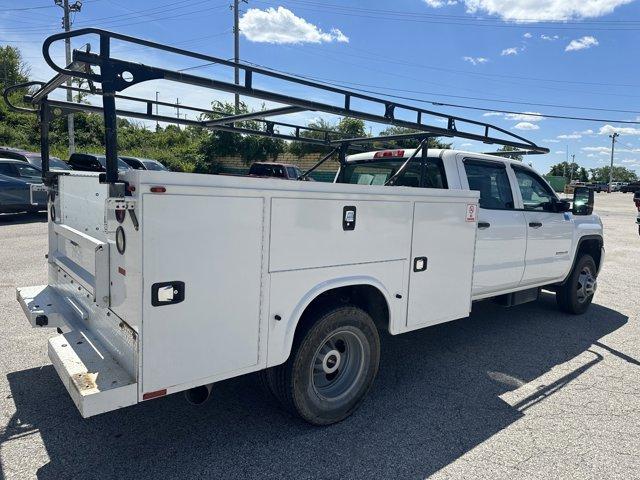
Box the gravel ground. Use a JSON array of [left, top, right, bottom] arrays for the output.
[[0, 193, 638, 480]]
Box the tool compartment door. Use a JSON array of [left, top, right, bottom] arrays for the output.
[[142, 194, 264, 393], [406, 200, 477, 328]]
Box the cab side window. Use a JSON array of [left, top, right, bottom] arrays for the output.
[[464, 160, 514, 210], [423, 158, 448, 189], [513, 168, 556, 211]]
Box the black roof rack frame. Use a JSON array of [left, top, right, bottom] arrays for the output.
[[3, 28, 548, 190]]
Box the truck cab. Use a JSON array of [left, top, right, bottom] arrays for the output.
[[336, 148, 604, 301]]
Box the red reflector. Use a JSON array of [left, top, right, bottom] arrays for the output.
[[127, 185, 136, 192], [374, 149, 405, 159], [150, 186, 166, 193], [143, 389, 167, 400], [118, 267, 126, 276]]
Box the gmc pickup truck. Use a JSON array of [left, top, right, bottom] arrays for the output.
[[6, 28, 603, 426]]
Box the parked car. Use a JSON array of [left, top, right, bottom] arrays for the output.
[[0, 159, 47, 213], [609, 182, 625, 192], [248, 162, 304, 180], [0, 146, 71, 171], [593, 182, 608, 193], [635, 191, 640, 236], [621, 181, 640, 193], [68, 153, 132, 172], [120, 156, 168, 171]]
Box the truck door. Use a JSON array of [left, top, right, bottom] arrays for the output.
[[460, 158, 527, 297], [511, 166, 573, 284]]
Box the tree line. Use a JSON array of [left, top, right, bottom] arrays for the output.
[[548, 160, 637, 183]]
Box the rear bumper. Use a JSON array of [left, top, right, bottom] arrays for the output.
[[17, 285, 138, 417]]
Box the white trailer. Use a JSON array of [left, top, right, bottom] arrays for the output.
[[8, 29, 603, 424]]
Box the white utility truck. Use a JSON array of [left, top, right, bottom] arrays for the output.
[[7, 29, 603, 425]]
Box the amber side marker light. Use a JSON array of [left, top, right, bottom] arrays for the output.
[[150, 186, 166, 193], [143, 389, 167, 400]]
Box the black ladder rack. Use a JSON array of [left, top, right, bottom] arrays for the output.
[[3, 28, 549, 187]]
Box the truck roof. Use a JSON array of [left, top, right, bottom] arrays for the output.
[[346, 148, 526, 167]]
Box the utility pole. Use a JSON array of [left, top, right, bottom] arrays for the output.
[[608, 132, 619, 193], [175, 98, 181, 127], [232, 0, 247, 113], [55, 0, 82, 155], [570, 154, 575, 182], [155, 91, 160, 130]]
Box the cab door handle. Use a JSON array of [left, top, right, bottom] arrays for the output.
[[529, 222, 543, 228], [478, 222, 491, 229]]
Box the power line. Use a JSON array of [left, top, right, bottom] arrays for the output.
[[262, 0, 640, 31], [281, 0, 640, 25], [0, 1, 227, 33], [239, 60, 640, 124]]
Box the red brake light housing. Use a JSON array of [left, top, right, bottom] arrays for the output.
[[374, 149, 405, 159]]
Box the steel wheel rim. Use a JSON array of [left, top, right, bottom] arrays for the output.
[[576, 266, 597, 304], [310, 330, 365, 400]]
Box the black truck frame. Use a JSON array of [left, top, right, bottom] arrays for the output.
[[3, 28, 549, 190]]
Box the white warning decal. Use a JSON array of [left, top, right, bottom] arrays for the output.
[[465, 204, 478, 222]]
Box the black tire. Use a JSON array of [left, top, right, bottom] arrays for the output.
[[264, 305, 380, 426], [556, 254, 598, 314]]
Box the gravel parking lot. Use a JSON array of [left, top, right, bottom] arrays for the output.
[[0, 193, 638, 480]]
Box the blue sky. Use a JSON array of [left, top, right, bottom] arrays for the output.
[[1, 0, 640, 174]]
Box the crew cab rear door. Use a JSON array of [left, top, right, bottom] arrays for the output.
[[458, 156, 527, 297]]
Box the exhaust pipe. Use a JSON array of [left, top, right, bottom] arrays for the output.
[[184, 383, 213, 405]]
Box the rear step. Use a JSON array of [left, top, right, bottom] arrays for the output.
[[17, 285, 138, 417]]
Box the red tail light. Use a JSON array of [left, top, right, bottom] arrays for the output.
[[374, 149, 405, 159], [150, 186, 166, 193]]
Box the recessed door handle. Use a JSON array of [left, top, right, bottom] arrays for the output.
[[529, 222, 543, 228], [478, 222, 491, 229]]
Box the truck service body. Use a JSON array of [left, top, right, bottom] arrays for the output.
[[7, 29, 603, 424]]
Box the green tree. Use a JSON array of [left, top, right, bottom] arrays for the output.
[[549, 161, 581, 180], [578, 167, 589, 182], [287, 117, 367, 156], [496, 145, 523, 161], [589, 166, 638, 183], [198, 101, 285, 170], [374, 126, 451, 149], [0, 46, 29, 90]]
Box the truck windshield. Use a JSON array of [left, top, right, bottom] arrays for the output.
[[339, 158, 446, 189]]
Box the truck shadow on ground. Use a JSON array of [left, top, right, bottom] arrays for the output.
[[2, 294, 630, 480]]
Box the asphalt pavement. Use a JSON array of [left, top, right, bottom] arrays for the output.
[[0, 193, 638, 480]]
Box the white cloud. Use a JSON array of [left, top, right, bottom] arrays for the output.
[[239, 7, 349, 44], [523, 32, 533, 38], [565, 36, 599, 52], [483, 111, 503, 117], [513, 122, 539, 131], [461, 0, 634, 22], [501, 47, 520, 56], [555, 150, 565, 154], [543, 139, 560, 143], [463, 56, 489, 65], [540, 34, 560, 41], [558, 133, 582, 139], [505, 112, 544, 122], [582, 146, 610, 153], [599, 125, 640, 136], [424, 0, 458, 6]]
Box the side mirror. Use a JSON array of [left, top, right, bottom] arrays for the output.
[[572, 186, 594, 216], [554, 199, 572, 213]]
